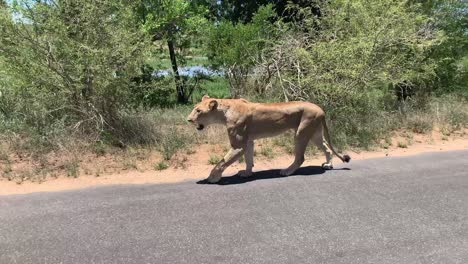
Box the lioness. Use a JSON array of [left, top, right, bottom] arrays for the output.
[[187, 95, 350, 183]]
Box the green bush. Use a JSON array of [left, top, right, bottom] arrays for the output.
[[208, 154, 222, 165], [405, 115, 434, 134], [129, 64, 176, 108], [160, 131, 189, 161], [260, 145, 275, 159], [0, 0, 150, 141], [207, 4, 281, 96], [154, 161, 169, 171]]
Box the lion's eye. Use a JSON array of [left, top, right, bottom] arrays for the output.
[[196, 109, 201, 113]]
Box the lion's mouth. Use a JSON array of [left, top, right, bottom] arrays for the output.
[[196, 124, 205, 131]]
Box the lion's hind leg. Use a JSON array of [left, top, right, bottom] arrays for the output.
[[312, 126, 333, 170], [280, 124, 314, 176]]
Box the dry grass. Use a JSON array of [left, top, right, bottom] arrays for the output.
[[208, 154, 222, 165], [259, 144, 275, 159], [154, 161, 169, 171], [397, 141, 408, 148], [1, 95, 467, 183]]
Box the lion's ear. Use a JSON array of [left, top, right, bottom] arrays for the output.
[[202, 95, 210, 101], [208, 100, 218, 111]]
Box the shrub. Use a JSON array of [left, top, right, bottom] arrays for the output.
[[207, 4, 281, 97], [154, 161, 169, 171], [405, 115, 434, 134], [208, 155, 222, 165], [0, 0, 150, 141], [397, 141, 408, 148], [160, 131, 189, 161], [64, 159, 80, 178], [260, 145, 275, 159]]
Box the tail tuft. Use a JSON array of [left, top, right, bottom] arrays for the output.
[[342, 154, 351, 163]]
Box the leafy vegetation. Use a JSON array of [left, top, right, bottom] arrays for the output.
[[154, 161, 169, 171], [0, 0, 467, 180], [208, 154, 222, 165]]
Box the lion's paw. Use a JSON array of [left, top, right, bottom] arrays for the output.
[[238, 170, 253, 178], [206, 176, 221, 183], [279, 169, 293, 176], [321, 163, 333, 170], [206, 172, 222, 183]]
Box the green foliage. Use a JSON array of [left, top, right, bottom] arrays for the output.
[[405, 115, 434, 134], [160, 134, 187, 160], [0, 0, 467, 169], [129, 64, 176, 108], [448, 109, 468, 130], [420, 0, 468, 96], [260, 144, 275, 159], [208, 4, 277, 68], [200, 0, 322, 23], [296, 0, 437, 94], [137, 0, 210, 103], [154, 161, 169, 171], [138, 0, 208, 39], [208, 154, 222, 165], [273, 132, 295, 154], [191, 76, 230, 102], [0, 0, 150, 142], [64, 158, 80, 178], [246, 0, 442, 148], [207, 4, 281, 96], [397, 141, 408, 148]]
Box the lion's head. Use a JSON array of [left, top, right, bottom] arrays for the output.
[[187, 95, 222, 131]]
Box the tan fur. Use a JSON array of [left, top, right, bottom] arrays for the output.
[[187, 95, 350, 183]]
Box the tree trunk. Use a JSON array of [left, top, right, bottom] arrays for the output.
[[167, 39, 186, 103]]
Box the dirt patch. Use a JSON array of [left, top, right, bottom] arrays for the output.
[[1, 130, 467, 195]]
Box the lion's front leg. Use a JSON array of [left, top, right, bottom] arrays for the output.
[[207, 147, 244, 183]]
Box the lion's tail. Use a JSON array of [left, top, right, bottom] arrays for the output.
[[321, 117, 351, 163]]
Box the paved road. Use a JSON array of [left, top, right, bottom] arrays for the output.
[[1, 151, 468, 264]]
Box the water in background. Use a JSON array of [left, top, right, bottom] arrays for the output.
[[153, 66, 224, 77]]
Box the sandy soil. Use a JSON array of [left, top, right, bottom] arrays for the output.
[[1, 130, 467, 195]]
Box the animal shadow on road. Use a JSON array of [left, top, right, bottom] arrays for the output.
[[197, 166, 350, 185]]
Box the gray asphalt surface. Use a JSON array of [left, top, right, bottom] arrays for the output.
[[1, 150, 468, 264]]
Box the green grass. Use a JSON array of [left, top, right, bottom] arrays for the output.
[[64, 159, 80, 178], [448, 108, 468, 130], [122, 158, 138, 170], [154, 161, 169, 171], [0, 146, 10, 162], [146, 55, 210, 70], [2, 91, 467, 183], [385, 137, 393, 146], [192, 77, 230, 102], [2, 163, 12, 175], [380, 143, 390, 149], [186, 148, 196, 155], [405, 115, 433, 134], [92, 142, 107, 157], [208, 154, 222, 165], [185, 56, 210, 67], [260, 145, 275, 159], [146, 57, 171, 69], [397, 141, 408, 148], [305, 145, 319, 157], [273, 133, 295, 154], [160, 131, 189, 161]]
